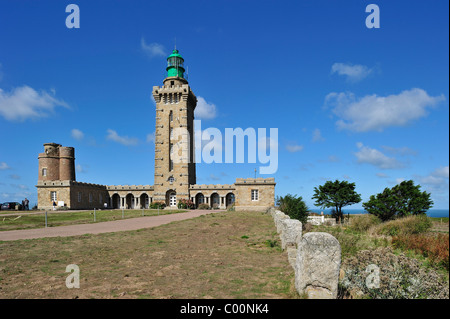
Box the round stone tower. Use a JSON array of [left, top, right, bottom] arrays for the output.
[[38, 143, 61, 181], [59, 146, 76, 181]]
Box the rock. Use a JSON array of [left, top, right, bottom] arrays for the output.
[[280, 219, 302, 250], [295, 232, 341, 299], [274, 211, 289, 233], [287, 247, 297, 270]]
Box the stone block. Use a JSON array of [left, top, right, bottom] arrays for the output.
[[274, 211, 289, 233], [280, 219, 302, 250], [295, 232, 341, 299]]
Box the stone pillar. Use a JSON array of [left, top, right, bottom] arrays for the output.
[[295, 232, 341, 299], [135, 197, 140, 209], [280, 219, 302, 250]]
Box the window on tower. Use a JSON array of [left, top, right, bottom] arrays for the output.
[[169, 111, 173, 122], [251, 189, 259, 201]]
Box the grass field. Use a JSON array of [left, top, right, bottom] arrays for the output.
[[0, 209, 187, 231], [0, 210, 297, 299]]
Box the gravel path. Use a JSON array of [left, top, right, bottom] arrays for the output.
[[0, 210, 217, 241]]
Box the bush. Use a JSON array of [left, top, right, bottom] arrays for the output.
[[370, 215, 432, 237], [177, 199, 194, 209], [197, 203, 210, 210], [276, 194, 308, 224], [363, 180, 433, 221], [150, 201, 165, 209], [392, 233, 449, 270], [350, 214, 381, 233], [340, 247, 449, 299]]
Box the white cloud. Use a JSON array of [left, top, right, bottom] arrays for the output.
[[0, 86, 69, 121], [146, 132, 155, 143], [325, 88, 445, 132], [141, 38, 166, 58], [286, 144, 304, 153], [106, 129, 139, 146], [381, 146, 417, 156], [0, 162, 10, 170], [195, 96, 217, 120], [331, 62, 373, 82], [71, 128, 84, 140], [432, 166, 449, 179], [76, 164, 88, 173], [415, 167, 449, 196], [354, 142, 404, 169], [376, 172, 389, 178], [312, 128, 325, 142]]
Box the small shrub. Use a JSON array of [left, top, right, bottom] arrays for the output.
[[150, 201, 166, 209], [370, 215, 432, 237], [227, 204, 235, 211], [177, 199, 194, 209], [265, 239, 279, 248], [276, 194, 308, 224], [197, 203, 210, 210], [392, 233, 449, 270], [340, 247, 449, 299], [350, 214, 381, 233]]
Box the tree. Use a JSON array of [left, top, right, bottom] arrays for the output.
[[312, 180, 362, 223], [276, 194, 309, 224], [363, 180, 433, 221]]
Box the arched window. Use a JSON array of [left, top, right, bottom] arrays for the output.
[[168, 176, 174, 184], [169, 111, 173, 122]]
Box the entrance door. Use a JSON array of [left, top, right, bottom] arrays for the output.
[[169, 192, 177, 207]]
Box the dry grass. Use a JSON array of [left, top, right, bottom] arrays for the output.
[[392, 233, 449, 270], [0, 211, 297, 299]]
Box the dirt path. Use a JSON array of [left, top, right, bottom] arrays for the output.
[[0, 210, 217, 241]]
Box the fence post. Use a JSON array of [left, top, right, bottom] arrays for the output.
[[94, 208, 96, 222], [122, 208, 124, 219], [45, 211, 48, 228]]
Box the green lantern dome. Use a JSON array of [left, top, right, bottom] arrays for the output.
[[166, 49, 185, 78]]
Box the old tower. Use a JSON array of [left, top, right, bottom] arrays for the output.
[[152, 49, 197, 207]]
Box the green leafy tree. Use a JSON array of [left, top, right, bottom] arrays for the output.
[[312, 180, 362, 223], [363, 180, 433, 221], [276, 194, 309, 224]]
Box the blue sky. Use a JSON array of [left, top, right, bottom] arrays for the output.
[[0, 0, 448, 210]]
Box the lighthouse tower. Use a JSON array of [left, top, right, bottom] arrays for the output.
[[152, 49, 197, 207]]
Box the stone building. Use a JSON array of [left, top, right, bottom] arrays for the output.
[[36, 49, 275, 211]]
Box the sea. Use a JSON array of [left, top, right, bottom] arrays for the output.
[[308, 208, 449, 218]]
